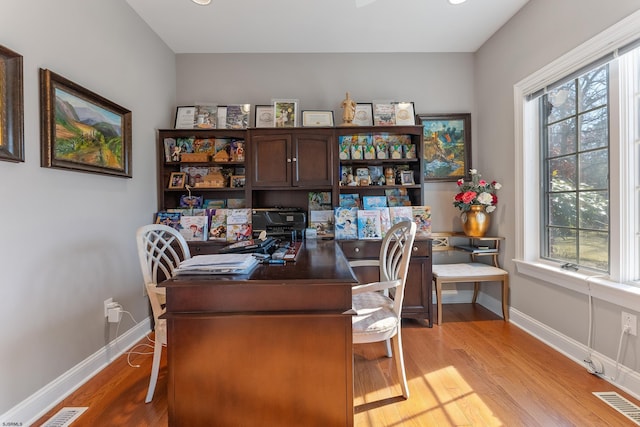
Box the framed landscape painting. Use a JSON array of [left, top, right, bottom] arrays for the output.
[[39, 68, 132, 177], [418, 113, 471, 182], [0, 44, 24, 163]]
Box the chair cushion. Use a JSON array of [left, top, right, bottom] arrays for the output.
[[352, 292, 398, 335], [432, 262, 507, 278]]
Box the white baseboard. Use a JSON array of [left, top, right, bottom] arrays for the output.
[[0, 319, 150, 427]]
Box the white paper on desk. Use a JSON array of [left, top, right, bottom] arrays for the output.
[[179, 254, 256, 268]]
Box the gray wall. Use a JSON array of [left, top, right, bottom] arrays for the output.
[[475, 0, 640, 373], [0, 0, 175, 417]]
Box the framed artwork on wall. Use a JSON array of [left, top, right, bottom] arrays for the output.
[[39, 68, 132, 178], [418, 113, 471, 182], [0, 44, 24, 163]]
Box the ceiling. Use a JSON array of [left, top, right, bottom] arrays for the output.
[[125, 0, 530, 54]]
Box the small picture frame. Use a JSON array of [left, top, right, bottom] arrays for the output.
[[273, 99, 298, 128], [353, 103, 373, 126], [394, 102, 415, 125], [254, 105, 274, 127], [230, 175, 245, 188], [302, 110, 334, 127], [373, 100, 396, 126], [400, 170, 415, 186], [169, 172, 187, 189], [217, 106, 227, 129], [175, 106, 196, 129], [194, 104, 217, 129]]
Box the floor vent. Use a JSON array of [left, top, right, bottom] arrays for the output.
[[41, 407, 88, 427], [593, 392, 640, 425]]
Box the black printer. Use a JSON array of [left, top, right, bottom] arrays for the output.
[[252, 208, 306, 240]]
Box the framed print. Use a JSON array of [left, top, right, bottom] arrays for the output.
[[400, 170, 415, 185], [418, 113, 471, 182], [230, 175, 245, 188], [169, 172, 186, 189], [394, 102, 415, 125], [217, 106, 227, 129], [255, 105, 274, 127], [225, 104, 250, 129], [0, 44, 24, 163], [194, 104, 217, 129], [302, 110, 334, 127], [373, 101, 395, 126], [175, 106, 196, 129], [40, 69, 132, 178], [353, 103, 373, 126], [273, 99, 298, 128]]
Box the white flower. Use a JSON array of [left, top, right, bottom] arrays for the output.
[[486, 205, 496, 213], [494, 182, 502, 190], [477, 192, 493, 205], [469, 169, 478, 175]]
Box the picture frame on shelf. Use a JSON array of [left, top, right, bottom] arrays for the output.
[[39, 68, 132, 178], [194, 104, 217, 129], [216, 106, 227, 129], [418, 113, 471, 182], [400, 170, 415, 186], [394, 102, 415, 125], [169, 172, 187, 189], [273, 99, 298, 128], [230, 175, 245, 188], [226, 104, 251, 129], [175, 106, 196, 129], [0, 44, 24, 163], [372, 100, 396, 126], [254, 105, 274, 127], [302, 110, 334, 127], [353, 103, 373, 126]]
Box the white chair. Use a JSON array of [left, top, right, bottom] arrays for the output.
[[349, 220, 417, 399], [135, 224, 191, 403]]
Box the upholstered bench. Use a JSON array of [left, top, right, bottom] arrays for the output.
[[432, 262, 509, 325]]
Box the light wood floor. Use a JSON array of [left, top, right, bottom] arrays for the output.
[[34, 304, 639, 426]]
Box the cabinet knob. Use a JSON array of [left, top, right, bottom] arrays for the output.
[[413, 246, 418, 251], [354, 247, 360, 253], [292, 157, 297, 162], [287, 158, 292, 163]]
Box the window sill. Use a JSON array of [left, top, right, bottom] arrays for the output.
[[514, 259, 640, 311]]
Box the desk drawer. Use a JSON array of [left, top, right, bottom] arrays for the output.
[[340, 239, 431, 259]]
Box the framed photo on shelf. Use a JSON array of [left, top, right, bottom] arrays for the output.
[[230, 175, 245, 188], [353, 103, 373, 126], [394, 102, 415, 125], [302, 110, 334, 127], [418, 113, 471, 182], [169, 172, 187, 189], [194, 104, 217, 129], [0, 44, 24, 163], [226, 104, 250, 129], [373, 101, 396, 126], [40, 68, 132, 178], [217, 106, 227, 129], [254, 105, 274, 127], [400, 170, 415, 185], [175, 106, 196, 129], [273, 99, 298, 128]]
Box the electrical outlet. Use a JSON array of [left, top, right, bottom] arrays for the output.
[[104, 298, 113, 317], [622, 312, 637, 336]]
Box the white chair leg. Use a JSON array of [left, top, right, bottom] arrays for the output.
[[385, 338, 392, 358], [391, 332, 409, 399], [145, 338, 162, 403]]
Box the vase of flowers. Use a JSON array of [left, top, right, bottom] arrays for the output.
[[453, 169, 501, 237]]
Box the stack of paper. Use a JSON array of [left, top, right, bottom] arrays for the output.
[[174, 253, 259, 275]]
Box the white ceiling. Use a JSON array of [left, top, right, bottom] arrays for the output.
[[125, 0, 530, 54]]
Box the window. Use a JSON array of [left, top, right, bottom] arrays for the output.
[[514, 13, 640, 299], [540, 65, 610, 272]]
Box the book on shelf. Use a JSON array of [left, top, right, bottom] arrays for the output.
[[389, 206, 413, 225], [412, 205, 432, 237], [226, 208, 252, 242], [208, 208, 228, 241], [226, 198, 246, 208], [357, 209, 382, 240], [155, 211, 181, 229], [339, 193, 361, 209], [385, 188, 411, 207], [362, 195, 387, 210], [378, 207, 391, 237], [179, 215, 209, 242], [309, 210, 334, 238], [308, 191, 332, 211], [454, 244, 498, 253], [334, 207, 358, 240]]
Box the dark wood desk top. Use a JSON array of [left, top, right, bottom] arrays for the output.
[[162, 240, 358, 313]]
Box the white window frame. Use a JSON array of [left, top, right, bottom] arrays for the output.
[[513, 10, 640, 310]]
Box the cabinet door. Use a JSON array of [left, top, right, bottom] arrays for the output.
[[293, 132, 333, 187], [252, 133, 292, 187]]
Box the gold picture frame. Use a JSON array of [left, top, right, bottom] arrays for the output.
[[169, 172, 186, 189]]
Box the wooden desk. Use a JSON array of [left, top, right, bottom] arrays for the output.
[[161, 240, 358, 427]]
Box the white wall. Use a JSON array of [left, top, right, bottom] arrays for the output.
[[475, 0, 640, 387], [0, 0, 175, 419]]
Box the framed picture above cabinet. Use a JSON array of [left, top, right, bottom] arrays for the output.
[[418, 113, 471, 182]]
